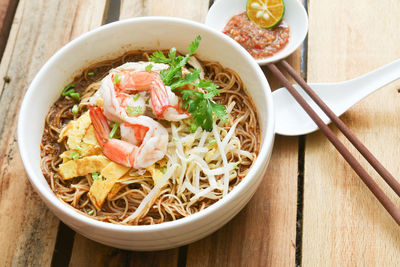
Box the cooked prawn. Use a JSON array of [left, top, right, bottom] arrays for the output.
[[100, 62, 189, 122], [89, 106, 168, 168]]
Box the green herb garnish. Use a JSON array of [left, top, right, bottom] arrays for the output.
[[162, 167, 167, 174], [109, 122, 119, 138], [127, 106, 143, 116], [88, 210, 94, 215], [68, 150, 80, 160], [113, 74, 121, 84], [72, 104, 79, 114], [133, 93, 140, 101], [88, 72, 95, 76], [234, 163, 239, 170], [92, 172, 99, 180], [61, 84, 75, 96], [145, 64, 153, 71], [149, 36, 227, 131], [208, 139, 217, 146], [190, 123, 197, 133]]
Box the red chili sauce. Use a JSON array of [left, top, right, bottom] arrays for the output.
[[223, 12, 290, 59]]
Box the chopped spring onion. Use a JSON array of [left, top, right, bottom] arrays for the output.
[[88, 72, 95, 76], [234, 163, 239, 170], [208, 139, 217, 145], [127, 106, 142, 116], [113, 74, 121, 84], [172, 137, 178, 142], [145, 64, 153, 71], [72, 104, 79, 114], [109, 122, 119, 138], [68, 151, 80, 160], [61, 84, 75, 96], [92, 172, 99, 180], [133, 93, 140, 101], [88, 210, 94, 215], [69, 92, 80, 101], [162, 167, 167, 174]]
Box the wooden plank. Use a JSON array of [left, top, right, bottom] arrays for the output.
[[69, 234, 178, 267], [303, 0, 400, 265], [0, 0, 18, 60], [68, 1, 210, 265], [119, 0, 209, 22], [0, 0, 107, 266], [185, 61, 300, 267]]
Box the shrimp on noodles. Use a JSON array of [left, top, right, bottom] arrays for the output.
[[89, 106, 168, 168], [100, 62, 189, 122]]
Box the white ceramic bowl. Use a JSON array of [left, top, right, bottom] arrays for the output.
[[205, 0, 309, 65], [18, 17, 275, 251]]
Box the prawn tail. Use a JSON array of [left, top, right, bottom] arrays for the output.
[[89, 106, 111, 148], [150, 76, 170, 118], [102, 139, 138, 167]]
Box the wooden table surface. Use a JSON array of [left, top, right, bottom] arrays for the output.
[[1, 0, 399, 266]]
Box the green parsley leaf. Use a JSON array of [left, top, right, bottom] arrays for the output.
[[195, 80, 220, 98], [188, 35, 201, 55], [145, 64, 153, 72], [68, 150, 80, 160], [169, 69, 201, 91], [179, 89, 226, 131], [113, 74, 121, 84], [133, 93, 140, 101], [149, 51, 169, 63], [88, 72, 95, 76], [92, 172, 99, 180], [109, 122, 119, 138], [210, 101, 228, 123], [150, 35, 201, 86], [72, 104, 79, 114], [168, 47, 177, 60], [190, 123, 198, 133], [148, 35, 227, 131]]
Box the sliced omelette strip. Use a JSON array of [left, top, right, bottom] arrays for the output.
[[88, 162, 130, 211], [58, 155, 110, 180]]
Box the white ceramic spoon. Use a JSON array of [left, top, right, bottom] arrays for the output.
[[274, 59, 400, 136], [205, 0, 308, 65]]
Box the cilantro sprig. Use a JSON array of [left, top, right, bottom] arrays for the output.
[[149, 36, 227, 131]]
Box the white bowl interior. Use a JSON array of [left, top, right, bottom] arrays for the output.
[[205, 0, 309, 65], [18, 17, 275, 250]]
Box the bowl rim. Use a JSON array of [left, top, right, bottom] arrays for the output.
[[18, 16, 275, 233]]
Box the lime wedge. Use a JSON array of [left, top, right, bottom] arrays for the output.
[[246, 0, 285, 29]]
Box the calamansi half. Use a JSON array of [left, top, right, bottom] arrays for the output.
[[246, 0, 285, 29]]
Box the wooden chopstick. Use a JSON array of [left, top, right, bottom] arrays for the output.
[[279, 60, 400, 197], [267, 62, 400, 225]]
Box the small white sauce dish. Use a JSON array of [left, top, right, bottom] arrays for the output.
[[205, 0, 309, 65], [18, 17, 275, 250]]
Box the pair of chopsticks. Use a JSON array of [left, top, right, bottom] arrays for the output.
[[268, 60, 400, 225]]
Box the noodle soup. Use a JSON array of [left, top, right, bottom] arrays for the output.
[[40, 39, 260, 225]]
